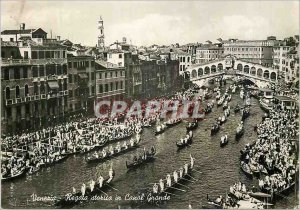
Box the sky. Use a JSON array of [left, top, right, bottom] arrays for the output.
[[1, 0, 299, 46]]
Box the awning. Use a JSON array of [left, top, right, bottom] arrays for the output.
[[47, 81, 59, 89], [78, 73, 88, 79]]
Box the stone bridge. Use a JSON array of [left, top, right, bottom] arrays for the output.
[[186, 56, 278, 88]]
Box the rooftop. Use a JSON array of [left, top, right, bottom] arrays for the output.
[[274, 95, 296, 102]]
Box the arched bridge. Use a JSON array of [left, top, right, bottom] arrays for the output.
[[186, 56, 278, 88]]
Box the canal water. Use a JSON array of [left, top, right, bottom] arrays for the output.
[[1, 84, 298, 209]]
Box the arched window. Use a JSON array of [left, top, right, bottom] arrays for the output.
[[16, 85, 20, 98], [5, 87, 10, 99], [211, 65, 216, 73], [250, 67, 256, 76], [24, 84, 29, 96], [204, 66, 210, 74], [198, 68, 203, 76], [244, 65, 249, 74], [270, 72, 276, 81], [191, 70, 197, 78], [257, 68, 263, 77], [237, 64, 243, 71], [217, 63, 223, 71], [264, 70, 270, 79]]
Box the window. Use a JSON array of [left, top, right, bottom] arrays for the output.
[[109, 54, 112, 58], [34, 83, 39, 95], [99, 85, 103, 93], [46, 51, 51, 58], [110, 82, 113, 91], [105, 72, 107, 78], [38, 51, 45, 59], [22, 67, 28, 78], [73, 62, 77, 68], [116, 82, 119, 90], [1, 51, 5, 58], [91, 61, 94, 67], [69, 90, 73, 98], [5, 87, 10, 99], [25, 104, 30, 115], [68, 62, 72, 68], [119, 54, 122, 58], [10, 38, 14, 42], [32, 51, 38, 59], [110, 72, 113, 78], [24, 51, 28, 59], [4, 69, 9, 80], [24, 84, 29, 96], [7, 107, 12, 118], [68, 74, 73, 83], [32, 66, 39, 77], [85, 61, 90, 67], [105, 84, 108, 92], [63, 64, 67, 74], [15, 85, 20, 98], [57, 65, 62, 75], [91, 72, 95, 80], [39, 66, 45, 77], [40, 82, 45, 94]]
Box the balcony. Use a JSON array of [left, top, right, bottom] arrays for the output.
[[64, 90, 68, 95], [41, 94, 46, 99], [34, 95, 40, 100], [47, 93, 58, 99], [59, 91, 64, 97], [47, 75, 58, 80], [25, 96, 31, 102], [5, 99, 14, 106], [1, 59, 31, 66], [15, 98, 23, 103]]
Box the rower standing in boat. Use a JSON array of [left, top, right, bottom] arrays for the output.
[[179, 167, 184, 178], [190, 154, 195, 169], [102, 149, 107, 158], [173, 170, 179, 183], [81, 183, 86, 196], [116, 142, 121, 152], [184, 163, 189, 174], [98, 175, 104, 188], [109, 145, 114, 155], [123, 141, 128, 149], [166, 174, 172, 187], [90, 179, 95, 192], [159, 179, 165, 192], [153, 183, 159, 194], [72, 187, 76, 194], [108, 167, 115, 182]]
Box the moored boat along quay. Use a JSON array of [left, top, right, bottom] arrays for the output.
[[1, 79, 298, 209]]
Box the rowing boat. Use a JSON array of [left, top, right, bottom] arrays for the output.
[[86, 139, 140, 163], [176, 136, 193, 149], [54, 175, 114, 208], [126, 147, 156, 170], [1, 166, 26, 181]]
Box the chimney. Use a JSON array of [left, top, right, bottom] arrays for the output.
[[57, 36, 61, 41], [20, 23, 25, 30]]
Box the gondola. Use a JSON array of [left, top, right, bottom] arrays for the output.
[[211, 124, 220, 135], [235, 125, 244, 140], [1, 166, 26, 181], [205, 106, 212, 114], [166, 118, 182, 127], [176, 135, 193, 149], [155, 124, 167, 135], [86, 139, 140, 163], [240, 161, 253, 177], [206, 194, 223, 208], [234, 105, 240, 113], [55, 175, 114, 208], [126, 147, 156, 170], [220, 116, 226, 125], [186, 122, 198, 131], [220, 136, 228, 147], [150, 163, 194, 197], [241, 109, 250, 121]]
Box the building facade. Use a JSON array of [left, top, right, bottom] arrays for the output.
[[178, 52, 192, 75], [195, 43, 224, 64], [1, 39, 68, 134], [95, 60, 125, 103], [223, 38, 275, 67], [67, 55, 95, 115]]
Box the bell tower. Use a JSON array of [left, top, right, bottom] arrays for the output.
[[98, 16, 105, 49]]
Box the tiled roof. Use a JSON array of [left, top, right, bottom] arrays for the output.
[[1, 29, 36, 35]]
